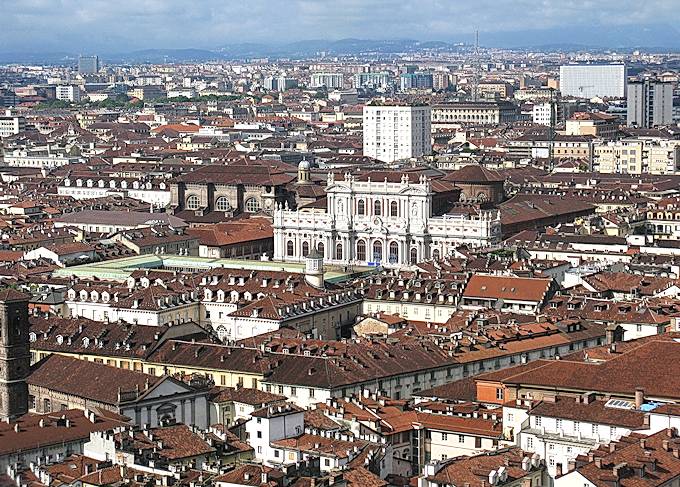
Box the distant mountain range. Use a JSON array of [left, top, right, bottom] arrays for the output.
[[1, 23, 678, 64]]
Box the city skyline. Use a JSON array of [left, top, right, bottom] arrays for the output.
[[2, 0, 680, 55]]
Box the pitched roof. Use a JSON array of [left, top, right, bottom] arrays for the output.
[[499, 336, 680, 401], [571, 429, 680, 487], [529, 396, 647, 428], [462, 274, 552, 302], [0, 409, 130, 456], [28, 354, 162, 405], [426, 447, 539, 486]]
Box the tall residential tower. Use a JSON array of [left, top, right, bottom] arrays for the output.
[[363, 103, 431, 163], [627, 79, 673, 128]]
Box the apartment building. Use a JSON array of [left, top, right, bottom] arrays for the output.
[[362, 103, 432, 162], [627, 80, 673, 128], [0, 110, 25, 138], [594, 138, 680, 174]]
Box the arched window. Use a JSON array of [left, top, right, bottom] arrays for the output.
[[433, 248, 440, 260], [390, 201, 398, 217], [374, 200, 382, 216], [317, 242, 324, 257], [245, 198, 261, 212], [302, 242, 310, 257], [389, 241, 399, 263], [372, 240, 383, 262], [286, 241, 294, 256], [356, 240, 366, 261], [186, 195, 200, 210], [215, 196, 230, 211], [357, 200, 365, 215], [335, 243, 343, 260], [216, 326, 228, 342], [410, 247, 418, 264]]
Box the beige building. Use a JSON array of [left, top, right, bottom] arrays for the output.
[[431, 102, 518, 127], [565, 112, 619, 139], [477, 82, 514, 99], [594, 138, 680, 174]]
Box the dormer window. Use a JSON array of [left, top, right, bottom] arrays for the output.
[[56, 335, 64, 345], [29, 332, 36, 342]]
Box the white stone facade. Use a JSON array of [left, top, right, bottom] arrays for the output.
[[58, 177, 171, 208], [273, 173, 501, 268]]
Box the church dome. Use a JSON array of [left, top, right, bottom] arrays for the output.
[[298, 159, 311, 171]]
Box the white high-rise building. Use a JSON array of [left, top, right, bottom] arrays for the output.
[[0, 110, 25, 138], [627, 80, 673, 128], [55, 85, 81, 102], [559, 64, 627, 99], [363, 104, 432, 163], [310, 73, 344, 89]]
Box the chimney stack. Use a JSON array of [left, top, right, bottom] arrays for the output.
[[635, 388, 645, 409]]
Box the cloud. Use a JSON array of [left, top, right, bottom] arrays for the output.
[[1, 0, 679, 52]]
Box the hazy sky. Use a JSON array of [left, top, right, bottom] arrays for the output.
[[2, 0, 680, 52]]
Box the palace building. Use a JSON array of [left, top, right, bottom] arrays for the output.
[[273, 171, 502, 268]]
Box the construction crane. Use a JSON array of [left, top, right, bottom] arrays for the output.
[[577, 85, 594, 97]]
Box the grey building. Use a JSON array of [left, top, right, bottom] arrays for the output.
[[78, 55, 100, 75], [627, 79, 674, 128], [400, 72, 433, 91]]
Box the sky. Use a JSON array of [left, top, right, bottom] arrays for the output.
[[1, 0, 680, 53]]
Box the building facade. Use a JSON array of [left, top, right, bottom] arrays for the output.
[[273, 172, 501, 268], [363, 104, 432, 162], [56, 85, 82, 102], [310, 73, 344, 89], [627, 80, 673, 128], [78, 55, 99, 75], [0, 110, 25, 138], [431, 102, 518, 127], [559, 64, 627, 99]]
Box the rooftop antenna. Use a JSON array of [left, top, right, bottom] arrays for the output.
[[472, 29, 480, 102]]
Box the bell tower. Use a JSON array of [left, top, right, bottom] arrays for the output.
[[0, 288, 30, 421]]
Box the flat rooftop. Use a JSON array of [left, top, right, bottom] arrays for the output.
[[52, 254, 371, 283]]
